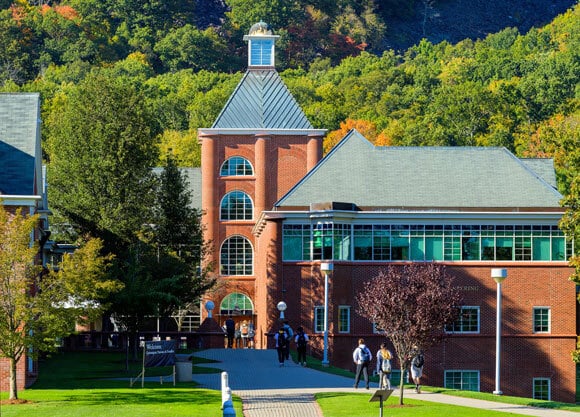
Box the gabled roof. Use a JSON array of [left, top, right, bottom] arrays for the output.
[[275, 129, 563, 210], [0, 93, 41, 196], [212, 69, 313, 130]]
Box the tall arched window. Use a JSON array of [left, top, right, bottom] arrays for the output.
[[220, 236, 253, 275], [220, 191, 253, 220], [220, 293, 254, 316], [220, 156, 253, 176]]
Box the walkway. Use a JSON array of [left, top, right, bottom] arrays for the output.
[[192, 349, 579, 417]]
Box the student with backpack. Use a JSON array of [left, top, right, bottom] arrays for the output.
[[275, 327, 288, 367], [376, 343, 393, 389], [282, 320, 294, 360], [409, 346, 425, 393], [294, 326, 309, 366], [352, 338, 372, 389]]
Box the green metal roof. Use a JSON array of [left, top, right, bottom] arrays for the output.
[[212, 69, 313, 130], [276, 129, 563, 209], [0, 93, 41, 196]]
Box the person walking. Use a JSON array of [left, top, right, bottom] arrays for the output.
[[410, 346, 425, 393], [352, 338, 372, 389], [376, 343, 393, 389], [224, 316, 235, 349], [282, 320, 294, 360], [274, 327, 289, 367], [240, 320, 249, 348], [294, 326, 309, 366]]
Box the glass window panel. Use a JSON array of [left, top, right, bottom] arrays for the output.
[[220, 157, 253, 176], [410, 237, 425, 260], [446, 307, 479, 333], [462, 237, 480, 260], [496, 237, 513, 260], [391, 237, 409, 260], [220, 236, 253, 275], [338, 306, 350, 333], [533, 307, 550, 333], [533, 378, 550, 400], [552, 237, 565, 261], [314, 306, 324, 333], [220, 191, 253, 220], [445, 371, 479, 391], [425, 237, 443, 260], [532, 237, 550, 261]]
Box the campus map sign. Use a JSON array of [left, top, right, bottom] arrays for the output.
[[144, 340, 176, 368]]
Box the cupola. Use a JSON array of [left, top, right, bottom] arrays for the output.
[[243, 21, 280, 68]]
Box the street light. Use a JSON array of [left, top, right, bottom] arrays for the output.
[[491, 268, 507, 395], [320, 262, 333, 367], [277, 301, 287, 319]]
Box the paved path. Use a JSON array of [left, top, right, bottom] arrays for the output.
[[192, 349, 579, 417]]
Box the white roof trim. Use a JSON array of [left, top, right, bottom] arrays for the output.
[[198, 128, 327, 136]]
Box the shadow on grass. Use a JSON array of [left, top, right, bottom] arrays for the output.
[[59, 388, 220, 406]]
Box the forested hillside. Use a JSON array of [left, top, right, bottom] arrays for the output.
[[0, 0, 578, 197]]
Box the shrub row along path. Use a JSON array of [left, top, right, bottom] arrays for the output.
[[192, 349, 578, 417]]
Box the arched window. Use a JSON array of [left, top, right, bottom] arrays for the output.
[[220, 236, 253, 275], [220, 191, 253, 220], [220, 293, 254, 316], [220, 157, 253, 176]]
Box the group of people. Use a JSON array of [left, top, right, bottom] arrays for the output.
[[353, 338, 424, 393], [274, 321, 309, 367], [223, 317, 255, 349]]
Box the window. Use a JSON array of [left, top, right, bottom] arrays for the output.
[[314, 306, 325, 333], [338, 306, 350, 333], [282, 223, 572, 262], [220, 292, 254, 316], [220, 236, 253, 275], [446, 307, 480, 333], [533, 378, 550, 400], [533, 307, 550, 333], [250, 39, 274, 66], [445, 371, 480, 391], [220, 157, 253, 176], [220, 191, 253, 220]]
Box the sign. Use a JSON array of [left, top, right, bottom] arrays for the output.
[[144, 340, 176, 368]]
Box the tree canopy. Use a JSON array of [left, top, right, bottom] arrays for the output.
[[0, 205, 119, 400], [356, 263, 461, 404]]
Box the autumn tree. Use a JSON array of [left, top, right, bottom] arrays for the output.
[[356, 263, 461, 405], [0, 205, 120, 400]]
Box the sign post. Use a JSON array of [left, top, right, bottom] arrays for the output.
[[130, 340, 176, 387], [369, 389, 393, 417]]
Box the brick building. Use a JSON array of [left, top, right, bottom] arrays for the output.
[[0, 93, 51, 392], [199, 23, 576, 402]]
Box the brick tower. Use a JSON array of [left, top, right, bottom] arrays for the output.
[[198, 21, 326, 347]]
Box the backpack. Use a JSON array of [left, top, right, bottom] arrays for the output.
[[277, 330, 287, 348], [381, 355, 392, 373], [359, 347, 371, 363], [297, 332, 307, 348], [413, 353, 424, 368]]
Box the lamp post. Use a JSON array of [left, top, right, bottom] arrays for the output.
[[277, 301, 287, 319], [320, 262, 333, 367], [491, 268, 507, 395]]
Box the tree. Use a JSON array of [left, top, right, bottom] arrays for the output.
[[356, 263, 461, 405], [0, 205, 119, 400]]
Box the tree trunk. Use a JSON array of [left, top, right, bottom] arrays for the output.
[[9, 357, 18, 400], [399, 366, 405, 405]]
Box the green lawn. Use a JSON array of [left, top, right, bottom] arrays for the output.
[[316, 392, 523, 417], [2, 351, 579, 417], [1, 351, 239, 417]]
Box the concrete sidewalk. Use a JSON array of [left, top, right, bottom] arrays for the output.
[[192, 349, 579, 417]]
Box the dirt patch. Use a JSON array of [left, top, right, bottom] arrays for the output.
[[0, 399, 33, 405]]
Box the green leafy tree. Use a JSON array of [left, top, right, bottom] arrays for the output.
[[356, 263, 461, 405], [0, 205, 119, 400], [45, 68, 159, 250]]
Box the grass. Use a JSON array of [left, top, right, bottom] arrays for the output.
[[2, 350, 579, 416], [316, 392, 521, 417], [0, 351, 239, 417], [294, 352, 580, 414]]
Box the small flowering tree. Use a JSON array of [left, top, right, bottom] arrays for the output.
[[357, 263, 462, 405]]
